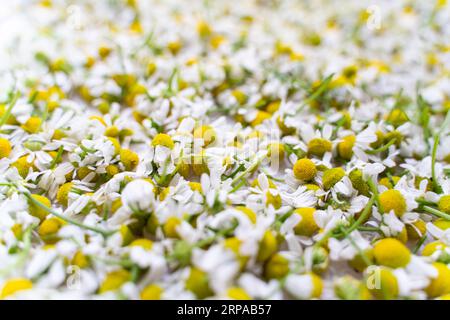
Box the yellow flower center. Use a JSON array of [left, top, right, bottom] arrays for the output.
[[120, 148, 139, 171], [12, 156, 34, 178], [236, 206, 257, 224], [28, 194, 51, 221], [438, 195, 450, 214], [294, 207, 319, 237], [379, 189, 406, 216], [265, 190, 282, 209], [140, 284, 163, 300], [1, 278, 33, 299], [163, 216, 181, 239], [426, 263, 450, 298], [307, 138, 332, 157], [152, 133, 175, 149], [38, 217, 63, 237], [56, 182, 73, 207], [129, 238, 153, 250], [185, 267, 213, 299], [257, 231, 278, 262], [99, 269, 131, 294], [293, 158, 317, 181], [368, 267, 399, 300], [21, 116, 42, 133], [337, 135, 355, 160], [373, 238, 411, 268], [105, 125, 119, 137], [310, 273, 323, 298], [0, 138, 12, 159], [422, 241, 446, 256], [193, 125, 216, 146], [250, 111, 271, 127], [264, 253, 289, 280], [322, 167, 345, 190], [386, 108, 409, 127], [349, 169, 369, 196], [227, 287, 251, 300]]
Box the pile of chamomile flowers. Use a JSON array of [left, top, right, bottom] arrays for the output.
[[0, 0, 450, 300]]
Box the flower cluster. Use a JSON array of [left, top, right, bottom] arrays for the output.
[[0, 0, 450, 300]]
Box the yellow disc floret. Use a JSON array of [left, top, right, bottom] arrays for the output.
[[367, 267, 398, 300], [422, 241, 447, 256], [373, 238, 411, 268], [193, 125, 216, 147], [21, 116, 42, 133], [250, 111, 271, 127], [152, 133, 175, 149], [99, 269, 131, 294], [28, 194, 51, 221], [386, 108, 409, 127], [140, 284, 163, 300], [379, 189, 406, 217], [129, 238, 153, 250], [38, 217, 63, 237], [12, 156, 34, 178], [163, 216, 181, 238], [438, 195, 450, 214], [293, 158, 317, 181], [227, 287, 251, 300], [307, 138, 332, 157], [56, 182, 73, 207], [257, 231, 278, 262], [264, 253, 289, 280], [1, 278, 33, 299], [426, 263, 450, 298], [294, 207, 319, 237], [185, 267, 213, 299], [120, 148, 139, 171], [322, 167, 345, 190], [337, 135, 356, 160], [310, 273, 323, 298], [0, 138, 12, 159], [236, 206, 257, 224]]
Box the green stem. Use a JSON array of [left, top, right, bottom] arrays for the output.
[[366, 139, 396, 154], [357, 226, 381, 233], [24, 192, 116, 237], [345, 193, 375, 234], [231, 152, 267, 185], [413, 235, 427, 254], [367, 178, 382, 213], [50, 146, 64, 169], [0, 92, 19, 129], [431, 133, 442, 193], [423, 205, 450, 221], [301, 73, 334, 107]]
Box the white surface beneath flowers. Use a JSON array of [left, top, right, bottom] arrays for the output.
[[0, 0, 449, 300]]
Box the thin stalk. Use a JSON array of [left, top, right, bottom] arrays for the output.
[[423, 205, 450, 221], [0, 92, 19, 129], [366, 139, 396, 154], [24, 192, 116, 237]]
